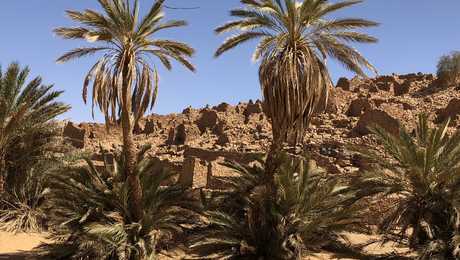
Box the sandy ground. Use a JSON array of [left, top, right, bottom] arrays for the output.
[[0, 232, 48, 259], [0, 232, 410, 260]]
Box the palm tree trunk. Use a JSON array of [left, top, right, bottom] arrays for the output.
[[121, 56, 143, 222], [265, 142, 281, 197], [0, 154, 5, 194]]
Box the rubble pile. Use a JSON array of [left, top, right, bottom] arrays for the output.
[[61, 72, 460, 188]]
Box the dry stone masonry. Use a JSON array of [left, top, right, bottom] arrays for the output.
[[61, 72, 460, 189]]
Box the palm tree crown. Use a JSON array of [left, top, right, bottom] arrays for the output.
[[0, 63, 70, 192], [55, 0, 195, 126], [216, 0, 378, 144]]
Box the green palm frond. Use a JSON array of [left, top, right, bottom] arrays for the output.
[[193, 153, 370, 259], [215, 0, 378, 145], [353, 113, 460, 258], [38, 146, 200, 260], [0, 63, 69, 193]]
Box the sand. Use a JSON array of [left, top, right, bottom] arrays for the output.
[[0, 232, 48, 259], [0, 231, 410, 259]]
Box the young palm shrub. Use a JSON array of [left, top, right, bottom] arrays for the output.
[[0, 63, 69, 233], [192, 154, 370, 259], [0, 63, 70, 193], [0, 167, 50, 233], [354, 114, 460, 258], [38, 146, 199, 260]]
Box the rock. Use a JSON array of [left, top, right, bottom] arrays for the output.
[[351, 154, 372, 171], [436, 98, 460, 124], [179, 157, 208, 189], [333, 119, 351, 129], [214, 102, 231, 112], [425, 74, 435, 81], [376, 82, 392, 92], [63, 122, 86, 148], [394, 81, 412, 96], [143, 119, 157, 135], [354, 109, 400, 136], [376, 75, 400, 84], [401, 102, 414, 110], [368, 83, 379, 93], [373, 99, 386, 107], [196, 109, 219, 132], [182, 106, 193, 114], [216, 133, 231, 146], [175, 124, 188, 145], [315, 87, 338, 114], [167, 124, 200, 145], [319, 143, 340, 158], [346, 98, 372, 117], [336, 77, 351, 91], [243, 100, 263, 118]]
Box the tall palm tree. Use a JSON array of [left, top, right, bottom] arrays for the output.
[[0, 63, 70, 193], [215, 0, 378, 147], [55, 0, 195, 221]]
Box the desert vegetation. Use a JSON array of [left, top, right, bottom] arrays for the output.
[[1, 0, 460, 260], [437, 51, 460, 87], [0, 63, 70, 232]]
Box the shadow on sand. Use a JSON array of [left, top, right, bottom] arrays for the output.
[[0, 252, 37, 260]]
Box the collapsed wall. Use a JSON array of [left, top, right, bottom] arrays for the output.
[[61, 72, 460, 188]]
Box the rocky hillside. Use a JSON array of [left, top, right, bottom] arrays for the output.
[[60, 72, 460, 189]]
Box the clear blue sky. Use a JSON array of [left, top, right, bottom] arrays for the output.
[[1, 0, 459, 122]]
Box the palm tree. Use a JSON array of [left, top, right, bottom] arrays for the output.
[[38, 145, 199, 260], [55, 0, 195, 221], [0, 63, 70, 193], [215, 0, 378, 154], [354, 114, 460, 258]]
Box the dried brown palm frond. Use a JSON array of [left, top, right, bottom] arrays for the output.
[[215, 0, 378, 145]]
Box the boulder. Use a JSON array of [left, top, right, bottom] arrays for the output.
[[196, 109, 219, 132], [182, 106, 193, 115], [346, 98, 372, 117], [213, 102, 231, 112], [243, 100, 263, 118], [315, 87, 338, 114], [376, 75, 400, 84], [216, 133, 231, 146], [394, 81, 412, 96], [436, 98, 460, 124], [354, 109, 400, 136], [336, 77, 351, 91], [63, 122, 86, 148], [179, 157, 208, 189], [368, 83, 379, 93], [376, 82, 392, 92], [167, 123, 200, 145], [143, 119, 157, 135]]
